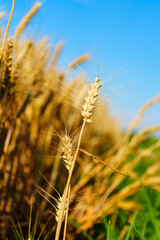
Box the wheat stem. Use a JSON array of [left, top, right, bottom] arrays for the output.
[[63, 185, 70, 240]]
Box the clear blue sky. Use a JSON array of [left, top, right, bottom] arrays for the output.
[[2, 0, 160, 131]]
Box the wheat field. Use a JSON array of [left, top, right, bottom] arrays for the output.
[[0, 1, 160, 240]]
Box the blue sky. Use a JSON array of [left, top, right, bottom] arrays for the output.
[[1, 0, 160, 131]]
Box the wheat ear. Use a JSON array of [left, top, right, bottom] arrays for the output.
[[55, 195, 68, 223], [61, 135, 74, 170], [14, 2, 42, 42], [81, 75, 101, 122], [52, 41, 64, 65], [68, 54, 90, 70], [129, 95, 160, 132]]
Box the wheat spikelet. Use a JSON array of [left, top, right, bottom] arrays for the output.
[[61, 135, 74, 170], [68, 54, 89, 70], [52, 41, 64, 65], [81, 76, 101, 123], [55, 195, 68, 223], [14, 2, 42, 41]]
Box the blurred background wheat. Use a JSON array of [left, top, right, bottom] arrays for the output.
[[0, 1, 160, 240]]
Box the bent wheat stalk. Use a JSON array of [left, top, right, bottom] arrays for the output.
[[79, 148, 130, 177]]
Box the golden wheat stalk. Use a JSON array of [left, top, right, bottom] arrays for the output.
[[0, 0, 15, 61], [55, 121, 85, 240], [55, 74, 101, 239], [63, 185, 70, 240], [14, 2, 42, 42]]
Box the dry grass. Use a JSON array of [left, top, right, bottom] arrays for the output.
[[0, 2, 160, 239]]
